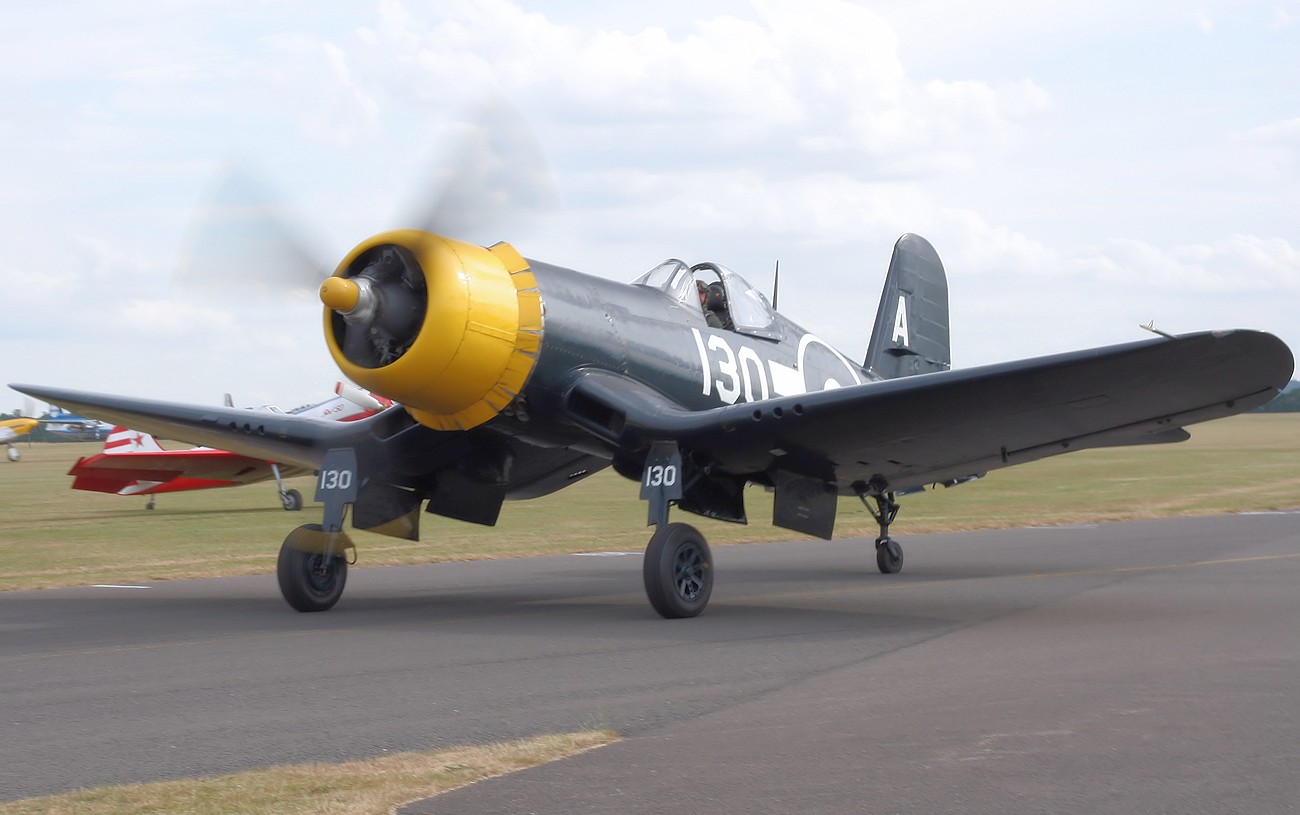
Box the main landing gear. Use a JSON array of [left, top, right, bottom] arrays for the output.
[[638, 441, 715, 618], [862, 491, 904, 574], [278, 448, 358, 612], [277, 524, 350, 612]]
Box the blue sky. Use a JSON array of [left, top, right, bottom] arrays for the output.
[[3, 0, 1296, 411]]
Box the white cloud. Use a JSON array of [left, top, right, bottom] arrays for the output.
[[348, 0, 1049, 179], [1236, 115, 1300, 177]]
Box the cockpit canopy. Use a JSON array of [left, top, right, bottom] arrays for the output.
[[633, 259, 780, 340]]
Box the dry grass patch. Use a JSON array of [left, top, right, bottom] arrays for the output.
[[0, 730, 617, 815]]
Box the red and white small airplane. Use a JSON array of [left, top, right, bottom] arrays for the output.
[[66, 383, 392, 510]]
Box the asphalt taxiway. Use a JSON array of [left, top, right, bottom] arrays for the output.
[[3, 512, 1298, 812]]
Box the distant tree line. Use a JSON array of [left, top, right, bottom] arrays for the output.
[[1255, 382, 1300, 413]]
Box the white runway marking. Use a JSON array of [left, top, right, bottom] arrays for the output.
[[1025, 524, 1100, 530], [91, 584, 152, 590]]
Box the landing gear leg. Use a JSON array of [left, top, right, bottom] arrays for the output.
[[271, 464, 302, 511], [276, 447, 359, 612], [638, 440, 713, 618], [862, 491, 903, 574]]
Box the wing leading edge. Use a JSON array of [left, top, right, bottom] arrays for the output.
[[6, 386, 382, 470]]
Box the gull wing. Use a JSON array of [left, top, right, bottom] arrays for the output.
[[568, 329, 1294, 495]]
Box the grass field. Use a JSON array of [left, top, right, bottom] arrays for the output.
[[2, 413, 1298, 592]]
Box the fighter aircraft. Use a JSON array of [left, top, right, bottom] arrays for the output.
[[13, 229, 1294, 618], [66, 383, 393, 510], [1, 417, 39, 461]]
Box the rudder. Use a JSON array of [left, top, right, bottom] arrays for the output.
[[864, 233, 951, 379]]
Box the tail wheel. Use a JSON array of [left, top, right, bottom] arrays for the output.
[[643, 523, 713, 619], [278, 524, 348, 612]]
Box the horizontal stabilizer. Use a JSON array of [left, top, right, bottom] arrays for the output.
[[101, 426, 166, 454]]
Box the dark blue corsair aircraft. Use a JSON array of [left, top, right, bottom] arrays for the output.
[[15, 232, 1294, 617]]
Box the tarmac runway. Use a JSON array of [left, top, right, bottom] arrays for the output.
[[3, 512, 1299, 812]]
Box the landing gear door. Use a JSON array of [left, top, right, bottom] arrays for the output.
[[639, 441, 683, 528], [315, 447, 359, 533]]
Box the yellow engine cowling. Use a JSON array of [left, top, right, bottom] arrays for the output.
[[321, 230, 543, 431]]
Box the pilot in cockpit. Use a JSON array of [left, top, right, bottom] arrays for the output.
[[704, 282, 734, 330], [697, 281, 724, 329]]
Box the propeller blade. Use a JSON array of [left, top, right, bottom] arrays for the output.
[[174, 163, 328, 299], [404, 97, 556, 246], [173, 96, 554, 328]]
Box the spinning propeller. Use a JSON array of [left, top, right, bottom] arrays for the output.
[[175, 100, 554, 420]]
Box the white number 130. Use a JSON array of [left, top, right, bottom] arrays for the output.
[[643, 464, 678, 488], [319, 469, 353, 490]]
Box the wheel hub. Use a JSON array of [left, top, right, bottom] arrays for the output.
[[673, 542, 706, 601], [307, 555, 338, 593]]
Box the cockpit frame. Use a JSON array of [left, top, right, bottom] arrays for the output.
[[633, 259, 781, 341]]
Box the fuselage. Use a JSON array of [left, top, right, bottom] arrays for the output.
[[522, 259, 871, 421], [317, 233, 881, 508]]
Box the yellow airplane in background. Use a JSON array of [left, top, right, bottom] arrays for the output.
[[1, 417, 39, 462]]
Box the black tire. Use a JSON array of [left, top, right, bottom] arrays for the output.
[[278, 524, 347, 612], [281, 488, 303, 511], [876, 537, 903, 574], [643, 523, 713, 618]]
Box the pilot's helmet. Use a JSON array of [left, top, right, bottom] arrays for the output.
[[705, 282, 727, 311]]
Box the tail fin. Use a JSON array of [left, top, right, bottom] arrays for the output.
[[101, 426, 166, 454], [864, 233, 951, 379]]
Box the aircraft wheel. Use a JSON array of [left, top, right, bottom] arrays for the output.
[[278, 524, 347, 612], [6, 447, 19, 462], [876, 537, 903, 574], [282, 488, 303, 511], [146, 497, 156, 511], [643, 523, 713, 619]]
